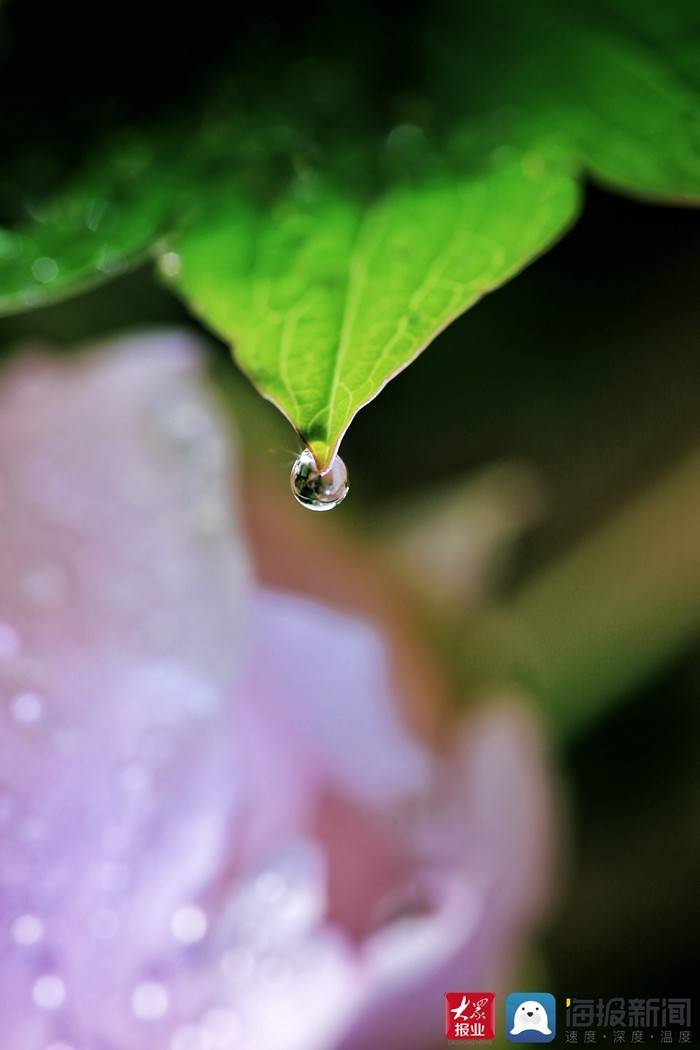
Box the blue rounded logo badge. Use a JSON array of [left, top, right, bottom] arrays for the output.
[[505, 993, 556, 1043]]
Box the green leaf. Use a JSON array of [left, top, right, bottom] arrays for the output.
[[0, 105, 312, 318], [2, 0, 699, 464], [0, 137, 185, 314], [169, 156, 579, 467], [429, 0, 700, 201]]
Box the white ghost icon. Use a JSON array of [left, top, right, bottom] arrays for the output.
[[510, 999, 552, 1035]]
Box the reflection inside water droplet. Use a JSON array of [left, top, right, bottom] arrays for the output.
[[290, 449, 349, 511]]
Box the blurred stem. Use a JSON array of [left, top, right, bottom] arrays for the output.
[[461, 444, 700, 741]]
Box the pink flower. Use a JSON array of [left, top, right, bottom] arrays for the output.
[[0, 332, 552, 1050]]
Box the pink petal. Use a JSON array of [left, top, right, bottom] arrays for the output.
[[333, 703, 554, 1050], [0, 332, 554, 1050]]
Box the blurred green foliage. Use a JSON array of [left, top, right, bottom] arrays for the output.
[[1, 0, 699, 464]]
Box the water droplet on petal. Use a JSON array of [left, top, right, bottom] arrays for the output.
[[131, 981, 169, 1021], [171, 904, 208, 944], [11, 913, 44, 946], [10, 692, 44, 725], [290, 449, 348, 511], [0, 623, 20, 658], [32, 974, 66, 1009]]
